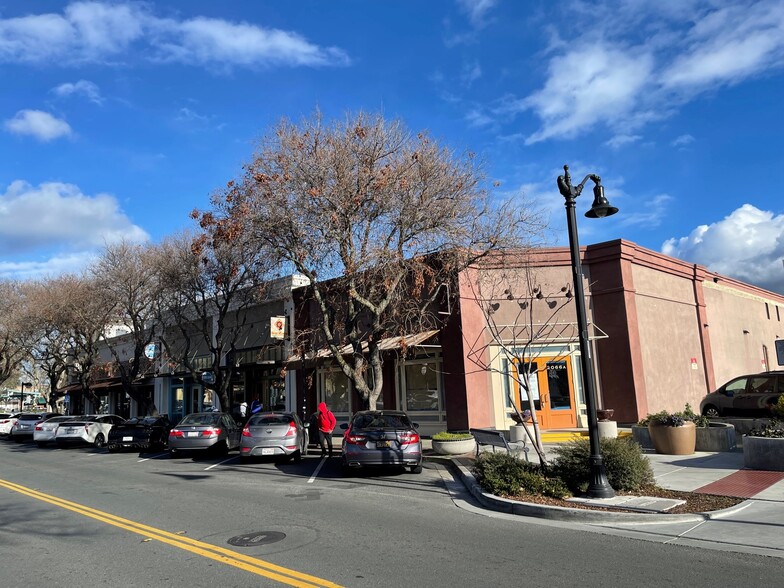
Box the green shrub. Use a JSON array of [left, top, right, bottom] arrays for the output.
[[636, 415, 651, 427], [550, 437, 654, 493], [748, 419, 784, 438], [432, 431, 474, 441], [683, 403, 709, 427], [773, 396, 784, 420], [470, 452, 570, 499]]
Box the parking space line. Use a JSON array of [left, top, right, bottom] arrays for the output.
[[138, 452, 168, 462], [204, 456, 238, 470], [307, 456, 328, 484]]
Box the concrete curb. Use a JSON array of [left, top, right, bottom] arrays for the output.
[[426, 454, 752, 524]]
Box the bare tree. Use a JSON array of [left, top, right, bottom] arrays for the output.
[[198, 110, 544, 410], [90, 241, 162, 415], [153, 229, 277, 413], [0, 280, 31, 389]]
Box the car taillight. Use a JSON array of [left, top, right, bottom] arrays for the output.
[[35, 425, 43, 431], [285, 422, 297, 437], [399, 432, 420, 445], [169, 429, 183, 437], [345, 434, 367, 445], [242, 427, 252, 437], [203, 428, 221, 437]]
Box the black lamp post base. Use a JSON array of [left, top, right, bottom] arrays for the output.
[[587, 455, 615, 498]]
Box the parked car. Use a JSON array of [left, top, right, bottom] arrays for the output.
[[168, 412, 241, 457], [8, 412, 60, 442], [107, 415, 173, 452], [33, 415, 79, 447], [239, 412, 308, 462], [55, 415, 126, 448], [340, 410, 423, 474], [0, 413, 19, 438], [700, 371, 784, 417]]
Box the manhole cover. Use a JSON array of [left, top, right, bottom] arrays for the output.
[[228, 531, 286, 547]]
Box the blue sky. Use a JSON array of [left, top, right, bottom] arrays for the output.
[[2, 0, 784, 294]]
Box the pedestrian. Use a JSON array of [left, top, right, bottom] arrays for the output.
[[317, 401, 336, 458], [250, 394, 263, 415], [239, 401, 247, 418]]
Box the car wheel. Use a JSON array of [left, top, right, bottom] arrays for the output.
[[36, 441, 47, 448], [702, 405, 721, 417], [107, 444, 118, 453], [292, 449, 303, 463], [409, 464, 423, 474], [94, 433, 106, 448], [169, 448, 180, 458]]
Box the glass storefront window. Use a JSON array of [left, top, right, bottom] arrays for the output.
[[403, 362, 440, 411], [321, 369, 350, 413]]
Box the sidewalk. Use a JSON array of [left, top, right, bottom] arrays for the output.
[[427, 437, 784, 558]]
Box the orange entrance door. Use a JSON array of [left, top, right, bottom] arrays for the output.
[[513, 356, 578, 430]]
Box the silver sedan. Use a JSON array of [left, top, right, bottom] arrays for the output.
[[239, 412, 308, 462], [33, 415, 81, 447], [168, 412, 241, 457]]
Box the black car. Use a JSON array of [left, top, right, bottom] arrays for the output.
[[700, 371, 784, 417], [107, 415, 173, 452]]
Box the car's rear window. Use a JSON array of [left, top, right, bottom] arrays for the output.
[[180, 414, 220, 426], [19, 414, 42, 421], [250, 414, 293, 425], [353, 414, 412, 429]]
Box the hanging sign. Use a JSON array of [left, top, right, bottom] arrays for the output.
[[270, 316, 286, 339]]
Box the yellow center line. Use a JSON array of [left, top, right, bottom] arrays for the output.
[[0, 478, 342, 588]]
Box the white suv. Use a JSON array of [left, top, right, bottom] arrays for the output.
[[55, 415, 126, 448]]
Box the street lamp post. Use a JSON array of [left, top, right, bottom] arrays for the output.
[[557, 164, 618, 499], [19, 382, 31, 412]]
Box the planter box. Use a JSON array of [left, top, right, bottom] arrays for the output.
[[432, 437, 476, 456], [695, 422, 736, 452], [743, 435, 784, 471], [631, 425, 653, 450], [648, 421, 696, 455]]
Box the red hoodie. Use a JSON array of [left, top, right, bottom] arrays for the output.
[[317, 402, 336, 433]]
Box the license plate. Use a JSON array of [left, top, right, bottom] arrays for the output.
[[376, 440, 391, 449], [122, 436, 133, 441], [187, 431, 199, 437], [20, 424, 29, 429], [261, 448, 274, 455], [66, 428, 75, 434]]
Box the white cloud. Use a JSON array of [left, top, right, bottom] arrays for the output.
[[0, 252, 98, 281], [662, 204, 784, 294], [510, 0, 784, 143], [0, 180, 149, 261], [619, 193, 673, 227], [456, 0, 498, 28], [605, 134, 642, 149], [52, 79, 103, 104], [0, 1, 349, 69], [4, 110, 73, 141], [519, 44, 654, 144], [672, 134, 695, 147], [461, 59, 482, 87]]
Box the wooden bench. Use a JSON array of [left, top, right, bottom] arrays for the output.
[[469, 428, 528, 460]]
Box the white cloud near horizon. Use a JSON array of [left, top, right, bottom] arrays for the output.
[[662, 204, 784, 295], [52, 79, 103, 104], [0, 1, 349, 69], [456, 0, 498, 28], [0, 180, 149, 279], [4, 110, 73, 141], [502, 0, 784, 144]]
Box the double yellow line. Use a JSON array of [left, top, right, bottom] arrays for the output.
[[0, 478, 342, 588]]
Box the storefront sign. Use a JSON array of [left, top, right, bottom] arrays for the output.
[[270, 316, 286, 339]]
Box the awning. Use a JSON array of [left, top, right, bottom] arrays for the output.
[[285, 330, 440, 369], [90, 377, 123, 392], [492, 321, 609, 344]]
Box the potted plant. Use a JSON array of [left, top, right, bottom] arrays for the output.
[[647, 409, 696, 455], [743, 420, 784, 471], [431, 431, 476, 455]]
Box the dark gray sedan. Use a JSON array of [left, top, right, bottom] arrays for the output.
[[239, 412, 308, 462], [168, 412, 241, 457], [340, 410, 423, 474]]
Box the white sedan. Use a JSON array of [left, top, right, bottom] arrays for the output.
[[0, 413, 17, 437], [55, 415, 126, 448], [34, 415, 81, 447]]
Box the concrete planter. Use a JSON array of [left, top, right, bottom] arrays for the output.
[[743, 435, 784, 471], [648, 421, 696, 455], [432, 437, 476, 456], [695, 422, 736, 452], [631, 425, 653, 450]]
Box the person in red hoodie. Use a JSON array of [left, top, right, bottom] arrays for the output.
[[317, 401, 337, 458]]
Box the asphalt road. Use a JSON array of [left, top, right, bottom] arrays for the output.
[[1, 439, 783, 588]]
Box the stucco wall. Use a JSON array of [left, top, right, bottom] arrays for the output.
[[632, 264, 707, 413], [703, 282, 784, 385]]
